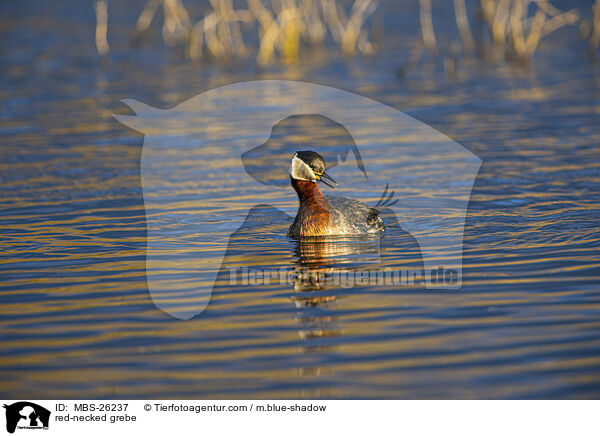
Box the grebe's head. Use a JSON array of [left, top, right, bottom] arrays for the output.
[[289, 151, 338, 189]]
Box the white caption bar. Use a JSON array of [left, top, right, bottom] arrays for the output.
[[1, 400, 597, 436]]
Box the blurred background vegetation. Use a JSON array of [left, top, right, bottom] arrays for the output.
[[92, 0, 600, 67], [2, 0, 599, 168]]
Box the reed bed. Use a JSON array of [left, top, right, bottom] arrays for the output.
[[94, 0, 600, 67], [417, 0, 581, 63], [480, 0, 579, 61], [121, 0, 378, 64]]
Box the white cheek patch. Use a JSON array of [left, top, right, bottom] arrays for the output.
[[289, 155, 317, 181]]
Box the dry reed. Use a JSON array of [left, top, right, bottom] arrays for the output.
[[416, 0, 580, 63], [590, 0, 600, 53], [94, 0, 110, 57], [94, 0, 597, 68], [480, 0, 578, 62], [127, 0, 378, 65]]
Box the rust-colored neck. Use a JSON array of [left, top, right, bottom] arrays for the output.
[[289, 177, 332, 237], [291, 177, 326, 203]]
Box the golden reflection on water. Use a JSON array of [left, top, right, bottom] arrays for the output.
[[2, 131, 600, 398], [2, 4, 600, 398]]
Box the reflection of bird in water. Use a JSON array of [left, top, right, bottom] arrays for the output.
[[292, 236, 382, 294], [288, 151, 386, 238], [291, 234, 388, 376]]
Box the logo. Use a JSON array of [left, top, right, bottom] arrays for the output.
[[3, 402, 50, 433], [114, 80, 481, 320]]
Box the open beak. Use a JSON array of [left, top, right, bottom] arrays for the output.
[[318, 172, 338, 189]]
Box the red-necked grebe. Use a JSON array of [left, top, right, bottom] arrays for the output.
[[288, 150, 385, 238]]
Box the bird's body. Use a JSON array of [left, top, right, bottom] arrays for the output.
[[288, 151, 385, 238]]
